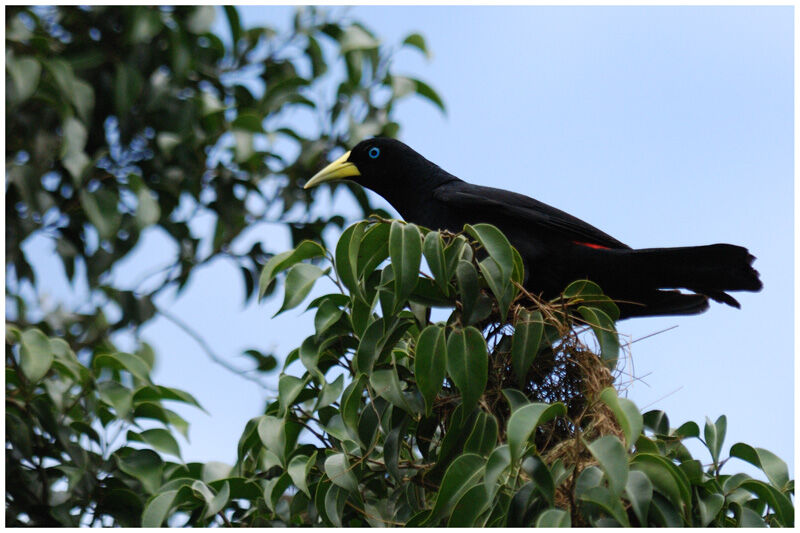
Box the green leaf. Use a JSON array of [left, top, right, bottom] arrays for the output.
[[79, 188, 121, 239], [275, 263, 327, 316], [114, 63, 143, 117], [324, 452, 358, 493], [643, 409, 670, 435], [739, 506, 768, 527], [409, 77, 446, 113], [578, 485, 631, 527], [202, 480, 230, 519], [448, 484, 491, 527], [673, 420, 700, 439], [577, 306, 619, 369], [523, 454, 555, 505], [223, 5, 242, 44], [401, 32, 430, 58], [357, 221, 391, 278], [630, 453, 690, 512], [278, 374, 306, 416], [703, 415, 727, 465], [135, 187, 160, 229], [697, 491, 724, 527], [484, 445, 511, 499], [478, 256, 515, 320], [324, 484, 348, 527], [20, 328, 54, 383], [535, 508, 571, 527], [624, 470, 652, 526], [317, 374, 344, 410], [187, 5, 216, 33], [99, 381, 134, 418], [562, 279, 620, 322], [599, 387, 643, 449], [455, 260, 491, 325], [730, 443, 790, 490], [738, 479, 793, 526], [355, 318, 384, 374], [445, 327, 488, 414], [257, 415, 287, 465], [507, 402, 566, 462], [586, 435, 628, 496], [263, 472, 292, 512], [7, 55, 41, 103], [116, 449, 163, 494], [388, 221, 422, 311], [93, 352, 151, 382], [502, 388, 530, 413], [414, 325, 447, 416], [142, 490, 178, 527], [288, 452, 317, 498], [425, 453, 485, 525], [137, 428, 182, 459], [370, 367, 419, 414], [339, 24, 379, 53], [259, 240, 326, 299], [335, 222, 367, 299], [423, 230, 450, 294], [464, 223, 513, 284], [464, 411, 498, 457], [232, 111, 264, 132], [511, 309, 544, 387]]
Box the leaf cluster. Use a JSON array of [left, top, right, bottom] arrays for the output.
[[137, 219, 792, 526]]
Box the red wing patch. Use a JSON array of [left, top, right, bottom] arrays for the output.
[[573, 240, 611, 250]]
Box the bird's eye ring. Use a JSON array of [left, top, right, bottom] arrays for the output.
[[368, 147, 380, 159]]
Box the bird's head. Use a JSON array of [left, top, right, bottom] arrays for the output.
[[303, 138, 444, 196]]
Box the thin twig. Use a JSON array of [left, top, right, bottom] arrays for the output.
[[157, 306, 271, 390]]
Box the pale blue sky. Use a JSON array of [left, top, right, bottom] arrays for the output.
[[22, 6, 793, 476]]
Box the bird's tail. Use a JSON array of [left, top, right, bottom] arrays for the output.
[[622, 243, 762, 308]]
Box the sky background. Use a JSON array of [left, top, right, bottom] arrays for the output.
[[22, 6, 794, 477]]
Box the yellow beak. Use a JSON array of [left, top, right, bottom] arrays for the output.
[[304, 151, 360, 189]]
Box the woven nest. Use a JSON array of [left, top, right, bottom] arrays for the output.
[[436, 295, 627, 457]]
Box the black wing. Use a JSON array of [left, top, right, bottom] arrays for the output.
[[432, 180, 630, 250]]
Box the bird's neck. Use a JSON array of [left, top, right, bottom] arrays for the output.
[[372, 167, 459, 225]]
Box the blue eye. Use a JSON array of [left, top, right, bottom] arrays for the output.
[[368, 147, 380, 159]]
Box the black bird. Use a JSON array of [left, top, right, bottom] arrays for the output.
[[304, 138, 762, 318]]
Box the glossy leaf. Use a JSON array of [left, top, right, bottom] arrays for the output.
[[424, 453, 485, 525], [577, 306, 619, 368], [625, 470, 653, 526], [464, 411, 498, 456], [599, 387, 643, 448], [259, 240, 326, 299], [484, 445, 511, 499], [445, 327, 488, 414], [704, 415, 727, 466], [423, 230, 450, 294], [631, 453, 690, 512], [388, 220, 422, 311], [507, 402, 566, 462], [578, 485, 630, 527], [464, 223, 514, 283], [414, 325, 447, 416], [586, 435, 628, 496], [511, 309, 544, 387], [448, 484, 491, 527], [275, 263, 327, 316], [324, 452, 359, 493], [535, 508, 571, 527], [19, 328, 54, 383], [730, 443, 790, 490], [141, 490, 178, 527]]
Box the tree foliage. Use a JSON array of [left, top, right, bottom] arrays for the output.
[[5, 5, 793, 528]]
